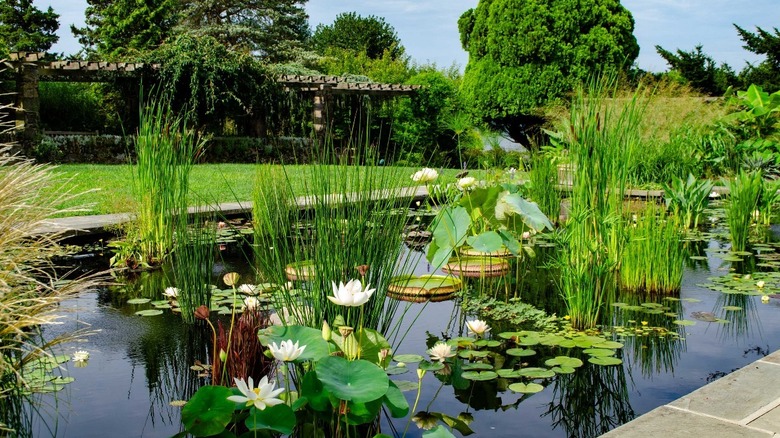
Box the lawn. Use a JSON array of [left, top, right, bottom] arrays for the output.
[[51, 164, 483, 216]]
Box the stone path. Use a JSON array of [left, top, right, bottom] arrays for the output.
[[603, 350, 780, 437]]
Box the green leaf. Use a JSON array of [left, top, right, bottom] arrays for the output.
[[588, 356, 623, 366], [518, 367, 555, 379], [431, 206, 471, 249], [382, 382, 409, 418], [544, 356, 584, 368], [505, 348, 536, 357], [135, 309, 164, 317], [393, 354, 424, 363], [466, 231, 503, 253], [300, 371, 331, 412], [500, 193, 554, 231], [257, 325, 330, 362], [419, 360, 445, 372], [245, 404, 296, 435], [315, 356, 389, 403], [673, 319, 696, 326], [423, 425, 458, 438], [127, 298, 151, 304], [508, 382, 545, 394], [392, 380, 419, 392], [461, 371, 497, 381], [181, 386, 234, 436]]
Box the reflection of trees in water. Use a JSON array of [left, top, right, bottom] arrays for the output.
[[509, 245, 564, 315], [126, 312, 208, 429], [544, 353, 635, 438]]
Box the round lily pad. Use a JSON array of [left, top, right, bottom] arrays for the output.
[[508, 382, 544, 394], [127, 298, 151, 305], [582, 348, 616, 357], [135, 309, 164, 317], [590, 341, 623, 349], [393, 354, 424, 364], [673, 319, 696, 326], [461, 371, 498, 381], [506, 348, 536, 357], [518, 368, 555, 379], [588, 356, 623, 366], [544, 356, 584, 368]]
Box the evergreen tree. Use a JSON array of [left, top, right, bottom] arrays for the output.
[[655, 45, 736, 95], [311, 12, 404, 60], [0, 0, 59, 54], [734, 24, 780, 92]]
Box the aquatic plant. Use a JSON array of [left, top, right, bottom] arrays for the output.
[[130, 94, 204, 265], [663, 173, 714, 229], [171, 219, 216, 324], [725, 170, 764, 252], [620, 206, 685, 294], [527, 152, 562, 224]]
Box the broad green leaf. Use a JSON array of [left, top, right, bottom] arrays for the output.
[[316, 356, 389, 403], [500, 193, 554, 231], [393, 354, 424, 363], [466, 231, 503, 253], [431, 206, 470, 249], [508, 382, 544, 394], [423, 426, 458, 438], [382, 382, 409, 418], [181, 386, 234, 436], [258, 325, 330, 362], [127, 298, 151, 304], [135, 309, 163, 317], [588, 356, 623, 366], [461, 371, 497, 381], [245, 404, 295, 435]]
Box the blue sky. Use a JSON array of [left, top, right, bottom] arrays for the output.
[[44, 0, 780, 72]]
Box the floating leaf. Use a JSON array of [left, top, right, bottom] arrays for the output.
[[673, 319, 696, 326], [591, 341, 623, 349], [518, 368, 555, 379], [544, 356, 584, 368], [392, 380, 418, 392], [393, 354, 424, 364], [462, 363, 493, 371], [385, 366, 408, 376], [135, 309, 163, 317], [316, 356, 389, 403], [505, 348, 536, 357], [723, 306, 742, 311], [582, 348, 616, 357], [551, 366, 576, 374], [588, 356, 623, 366], [508, 382, 544, 394], [127, 298, 151, 305], [461, 371, 497, 381]]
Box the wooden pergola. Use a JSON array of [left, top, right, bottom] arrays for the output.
[[3, 52, 421, 152]]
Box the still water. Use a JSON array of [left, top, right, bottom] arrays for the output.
[[29, 230, 780, 437]]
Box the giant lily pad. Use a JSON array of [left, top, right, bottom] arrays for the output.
[[387, 275, 462, 298], [442, 256, 510, 278]]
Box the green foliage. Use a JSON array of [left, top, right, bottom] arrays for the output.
[[527, 153, 562, 224], [458, 0, 638, 141], [316, 47, 410, 84], [39, 83, 120, 132], [311, 12, 404, 60], [149, 34, 280, 133], [176, 0, 309, 62], [655, 45, 736, 96], [71, 0, 177, 58], [0, 0, 59, 54], [172, 224, 216, 324], [725, 170, 764, 251], [664, 174, 714, 229], [734, 24, 780, 92]]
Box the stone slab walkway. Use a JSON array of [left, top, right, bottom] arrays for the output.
[[602, 349, 780, 437]]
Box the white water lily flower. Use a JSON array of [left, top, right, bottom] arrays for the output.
[[238, 284, 258, 295], [227, 376, 284, 411], [72, 350, 90, 362], [761, 295, 770, 304], [411, 168, 439, 183], [466, 319, 490, 337], [328, 279, 376, 307], [163, 287, 179, 299], [269, 340, 306, 362], [757, 281, 766, 288], [244, 296, 260, 310], [457, 176, 477, 191], [427, 342, 455, 363]]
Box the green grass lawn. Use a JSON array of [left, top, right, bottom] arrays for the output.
[[52, 164, 483, 216]]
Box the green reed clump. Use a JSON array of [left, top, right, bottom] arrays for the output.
[[528, 153, 562, 224], [252, 139, 417, 335], [554, 75, 645, 329], [133, 96, 203, 264], [172, 220, 216, 324], [620, 205, 685, 294], [725, 170, 764, 252]]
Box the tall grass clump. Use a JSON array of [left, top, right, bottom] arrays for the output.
[[554, 75, 645, 329], [527, 153, 561, 224], [725, 170, 764, 252], [172, 218, 216, 324], [0, 149, 99, 435], [620, 205, 685, 294], [133, 96, 203, 265], [252, 137, 417, 335]]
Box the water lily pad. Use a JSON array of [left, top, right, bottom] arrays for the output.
[[135, 309, 163, 317], [518, 368, 555, 379], [127, 298, 151, 305], [722, 306, 742, 311], [462, 363, 494, 371], [506, 348, 536, 357], [393, 354, 424, 364], [673, 319, 696, 326], [551, 366, 576, 374], [591, 341, 623, 349], [497, 369, 522, 378], [458, 350, 489, 359], [544, 356, 584, 368], [392, 380, 418, 392], [588, 356, 623, 366], [385, 366, 409, 376], [582, 348, 616, 357], [461, 371, 498, 381], [508, 382, 544, 394]]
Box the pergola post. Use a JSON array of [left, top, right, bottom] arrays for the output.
[[15, 60, 41, 156], [313, 83, 332, 141]]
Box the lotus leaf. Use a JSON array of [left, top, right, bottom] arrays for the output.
[[316, 356, 389, 403], [245, 404, 296, 434], [181, 386, 234, 436], [382, 382, 409, 418], [258, 325, 331, 362], [127, 298, 151, 304], [393, 354, 424, 363]]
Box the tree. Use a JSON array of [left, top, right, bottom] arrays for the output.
[[311, 12, 404, 60], [734, 24, 780, 92], [71, 0, 179, 58], [0, 0, 59, 54], [655, 45, 736, 95], [458, 0, 638, 146], [176, 0, 309, 62]]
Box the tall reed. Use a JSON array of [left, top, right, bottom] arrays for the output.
[[252, 137, 417, 335], [133, 96, 203, 264], [555, 75, 645, 329], [172, 219, 216, 324], [620, 205, 685, 294], [528, 153, 561, 224], [725, 170, 763, 252]]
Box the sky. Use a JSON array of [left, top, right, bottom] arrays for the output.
[[43, 0, 780, 73]]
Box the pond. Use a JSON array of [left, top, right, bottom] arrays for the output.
[[26, 222, 780, 437]]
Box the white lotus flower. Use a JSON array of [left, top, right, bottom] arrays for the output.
[[244, 296, 260, 310], [328, 279, 375, 307], [163, 287, 179, 299], [427, 342, 455, 363], [72, 350, 90, 362], [411, 168, 439, 183], [457, 176, 477, 191], [269, 340, 306, 362], [239, 284, 258, 295], [466, 319, 490, 337], [227, 376, 284, 410]]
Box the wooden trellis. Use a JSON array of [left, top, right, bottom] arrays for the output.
[[3, 52, 421, 151]]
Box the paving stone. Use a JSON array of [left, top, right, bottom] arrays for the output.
[[761, 350, 780, 366], [602, 406, 772, 438], [749, 406, 780, 432], [668, 361, 780, 421]]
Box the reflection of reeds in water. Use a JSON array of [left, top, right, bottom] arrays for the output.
[[725, 170, 763, 252], [715, 291, 760, 340], [172, 221, 216, 324], [544, 351, 635, 438]]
